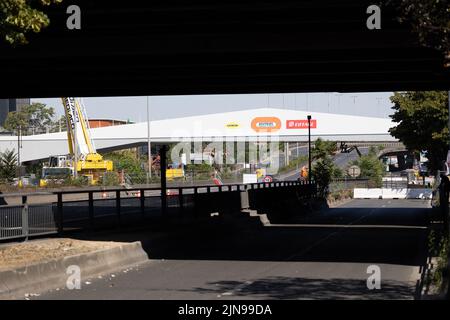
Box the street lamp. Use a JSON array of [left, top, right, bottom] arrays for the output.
[[147, 96, 152, 182], [307, 115, 312, 185]]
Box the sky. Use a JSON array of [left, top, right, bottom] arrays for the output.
[[32, 92, 395, 123]]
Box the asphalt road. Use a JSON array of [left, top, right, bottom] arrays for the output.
[[34, 199, 430, 300], [278, 148, 370, 181]]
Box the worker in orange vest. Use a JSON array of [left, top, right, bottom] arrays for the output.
[[300, 166, 308, 180]]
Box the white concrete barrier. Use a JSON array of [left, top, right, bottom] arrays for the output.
[[405, 189, 432, 199], [381, 188, 407, 199], [353, 188, 432, 199], [353, 188, 382, 199]]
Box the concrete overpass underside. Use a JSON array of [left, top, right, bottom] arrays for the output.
[[0, 1, 448, 99]]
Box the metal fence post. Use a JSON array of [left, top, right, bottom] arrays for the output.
[[194, 187, 198, 218], [178, 188, 183, 216], [88, 191, 94, 230], [160, 145, 168, 217], [116, 190, 121, 227], [21, 195, 29, 240], [57, 193, 63, 234], [140, 189, 145, 217]]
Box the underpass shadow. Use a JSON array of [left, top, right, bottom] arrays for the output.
[[187, 276, 416, 300], [71, 203, 431, 267]]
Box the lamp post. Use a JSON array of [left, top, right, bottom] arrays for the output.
[[307, 115, 312, 185], [147, 96, 152, 182]]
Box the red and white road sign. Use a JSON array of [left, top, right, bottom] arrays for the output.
[[286, 119, 317, 129]]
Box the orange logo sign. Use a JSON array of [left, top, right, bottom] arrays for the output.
[[251, 117, 282, 132]]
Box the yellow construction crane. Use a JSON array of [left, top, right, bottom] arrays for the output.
[[42, 98, 113, 185]]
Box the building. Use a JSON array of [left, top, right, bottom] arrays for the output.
[[88, 118, 130, 129], [0, 98, 30, 127]]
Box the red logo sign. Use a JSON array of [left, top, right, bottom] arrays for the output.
[[286, 119, 317, 129]]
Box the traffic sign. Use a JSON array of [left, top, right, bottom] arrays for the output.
[[348, 165, 361, 178]]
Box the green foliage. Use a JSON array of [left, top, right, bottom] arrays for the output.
[[308, 139, 341, 197], [49, 114, 67, 133], [4, 102, 55, 134], [351, 148, 384, 187], [185, 162, 214, 180], [101, 171, 120, 186], [389, 91, 449, 172], [104, 151, 147, 184], [312, 156, 340, 198], [185, 162, 213, 172], [312, 138, 337, 160], [332, 166, 344, 179], [3, 110, 28, 133], [427, 230, 449, 291], [63, 175, 89, 187], [0, 149, 17, 182], [0, 0, 63, 45]]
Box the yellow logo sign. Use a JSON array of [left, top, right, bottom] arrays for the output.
[[225, 122, 240, 129]]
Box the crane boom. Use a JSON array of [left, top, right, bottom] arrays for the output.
[[58, 97, 113, 184], [61, 97, 95, 158]]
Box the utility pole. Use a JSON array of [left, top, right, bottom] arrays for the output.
[[17, 126, 21, 167], [307, 115, 312, 185], [147, 96, 152, 182]]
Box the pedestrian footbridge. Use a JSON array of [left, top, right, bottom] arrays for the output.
[[0, 108, 397, 163]]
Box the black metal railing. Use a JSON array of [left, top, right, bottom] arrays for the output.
[[0, 181, 316, 241]]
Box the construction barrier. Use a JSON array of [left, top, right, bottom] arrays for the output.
[[353, 188, 432, 199]]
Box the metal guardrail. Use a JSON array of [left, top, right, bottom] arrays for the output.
[[0, 180, 316, 241], [0, 194, 57, 241]]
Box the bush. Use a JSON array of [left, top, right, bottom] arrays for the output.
[[351, 147, 384, 187], [64, 176, 89, 187], [0, 149, 17, 182], [104, 150, 147, 184], [312, 156, 336, 198], [427, 230, 449, 291], [101, 171, 120, 186]]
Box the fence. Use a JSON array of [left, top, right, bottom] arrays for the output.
[[0, 193, 58, 241], [329, 178, 370, 192], [0, 180, 316, 241]]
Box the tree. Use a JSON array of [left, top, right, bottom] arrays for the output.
[[0, 149, 18, 182], [312, 156, 335, 198], [50, 114, 67, 133], [389, 91, 449, 172], [310, 138, 341, 197], [0, 0, 63, 46], [4, 102, 55, 134], [352, 147, 385, 187], [3, 110, 28, 133], [312, 138, 337, 160], [104, 150, 147, 184]]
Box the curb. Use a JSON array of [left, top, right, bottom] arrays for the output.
[[0, 241, 148, 300]]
